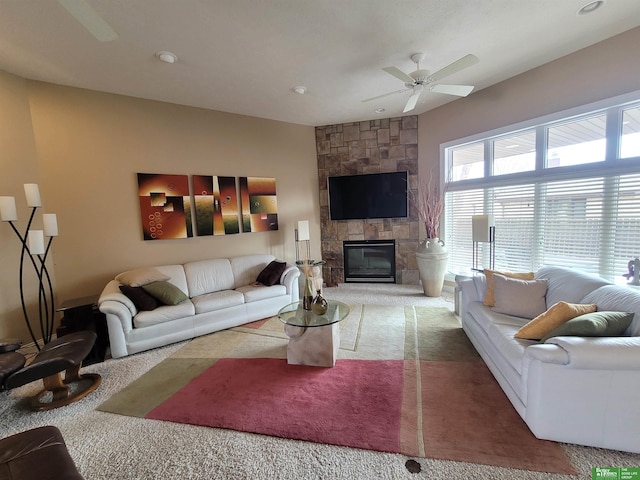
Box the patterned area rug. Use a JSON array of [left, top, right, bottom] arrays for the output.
[[98, 305, 576, 475]]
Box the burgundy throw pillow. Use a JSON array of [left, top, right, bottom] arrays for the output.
[[256, 261, 287, 286], [119, 285, 160, 311]]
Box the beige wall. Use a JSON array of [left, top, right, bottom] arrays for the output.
[[0, 71, 46, 340], [418, 26, 640, 181], [1, 79, 318, 342]]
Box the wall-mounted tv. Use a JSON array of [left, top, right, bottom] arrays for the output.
[[328, 171, 408, 221]]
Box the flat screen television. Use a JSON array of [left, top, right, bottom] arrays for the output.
[[328, 171, 408, 220]]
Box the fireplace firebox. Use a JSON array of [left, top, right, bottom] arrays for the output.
[[343, 240, 396, 283]]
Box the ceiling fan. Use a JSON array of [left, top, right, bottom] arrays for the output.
[[363, 53, 479, 113]]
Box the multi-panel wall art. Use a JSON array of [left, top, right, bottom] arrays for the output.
[[193, 175, 239, 236], [239, 176, 279, 233], [137, 173, 193, 240], [137, 173, 277, 240]]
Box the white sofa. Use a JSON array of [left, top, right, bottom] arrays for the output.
[[459, 265, 640, 453], [98, 254, 300, 359]]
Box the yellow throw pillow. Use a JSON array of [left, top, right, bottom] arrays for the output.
[[483, 269, 535, 306], [514, 301, 598, 340]]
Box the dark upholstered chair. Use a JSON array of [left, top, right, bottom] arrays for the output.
[[0, 426, 84, 479], [0, 331, 101, 411]]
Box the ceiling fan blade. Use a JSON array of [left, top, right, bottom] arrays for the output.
[[430, 84, 475, 97], [382, 66, 416, 84], [428, 54, 479, 83], [403, 87, 423, 113], [362, 88, 411, 103], [58, 0, 119, 42]]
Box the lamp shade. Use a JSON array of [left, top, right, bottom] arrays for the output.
[[0, 196, 17, 221], [297, 220, 310, 241], [24, 184, 42, 207], [472, 215, 495, 243], [43, 213, 58, 236], [28, 230, 45, 255]]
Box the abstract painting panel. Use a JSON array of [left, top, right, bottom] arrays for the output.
[[137, 173, 192, 240], [239, 176, 278, 232], [193, 175, 239, 236]]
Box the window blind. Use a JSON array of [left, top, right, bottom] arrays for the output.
[[444, 173, 640, 281]]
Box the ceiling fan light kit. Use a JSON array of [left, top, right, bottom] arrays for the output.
[[363, 52, 479, 113]]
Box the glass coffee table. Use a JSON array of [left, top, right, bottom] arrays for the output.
[[277, 300, 350, 367]]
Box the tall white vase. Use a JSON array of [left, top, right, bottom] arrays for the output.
[[416, 238, 448, 297]]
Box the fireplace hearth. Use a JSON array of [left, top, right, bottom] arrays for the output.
[[343, 240, 396, 283]]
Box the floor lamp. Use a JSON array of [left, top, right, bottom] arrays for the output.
[[0, 184, 58, 350], [472, 214, 495, 271]]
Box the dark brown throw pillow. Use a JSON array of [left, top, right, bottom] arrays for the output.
[[256, 260, 287, 286], [119, 285, 160, 311]]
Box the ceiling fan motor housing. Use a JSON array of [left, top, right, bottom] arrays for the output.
[[406, 69, 430, 87]]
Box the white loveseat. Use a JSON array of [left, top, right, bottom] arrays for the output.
[[98, 254, 300, 359], [459, 265, 640, 453]]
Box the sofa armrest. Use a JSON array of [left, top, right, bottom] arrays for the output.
[[99, 280, 136, 316], [459, 277, 484, 318], [525, 344, 570, 365], [280, 264, 300, 300], [543, 336, 640, 370]]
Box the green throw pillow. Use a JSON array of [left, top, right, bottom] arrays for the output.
[[142, 281, 188, 305], [541, 311, 634, 342]]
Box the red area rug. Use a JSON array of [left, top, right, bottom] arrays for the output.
[[146, 358, 405, 453]]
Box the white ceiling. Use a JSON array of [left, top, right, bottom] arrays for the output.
[[0, 0, 639, 127]]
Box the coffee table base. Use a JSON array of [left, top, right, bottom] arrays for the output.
[[284, 323, 339, 367]]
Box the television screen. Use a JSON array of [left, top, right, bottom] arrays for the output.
[[328, 171, 408, 220]]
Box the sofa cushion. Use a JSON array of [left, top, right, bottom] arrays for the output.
[[581, 285, 640, 336], [116, 267, 170, 287], [256, 260, 287, 286], [142, 281, 189, 305], [184, 259, 235, 297], [191, 290, 245, 314], [514, 301, 598, 340], [491, 274, 548, 319], [119, 285, 159, 311], [535, 266, 610, 309], [134, 301, 195, 328], [483, 270, 535, 306], [236, 284, 287, 303], [541, 311, 634, 342], [469, 301, 530, 335], [488, 322, 535, 375]]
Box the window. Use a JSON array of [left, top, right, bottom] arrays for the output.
[[493, 131, 536, 176], [450, 142, 483, 181], [546, 114, 606, 168], [443, 95, 640, 281], [622, 106, 640, 159]]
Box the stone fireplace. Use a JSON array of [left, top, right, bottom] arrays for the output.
[[315, 116, 420, 286]]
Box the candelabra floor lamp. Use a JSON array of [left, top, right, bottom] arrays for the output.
[[1, 184, 58, 351]]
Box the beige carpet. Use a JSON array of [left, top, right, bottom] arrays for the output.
[[98, 305, 575, 474], [3, 285, 639, 479]]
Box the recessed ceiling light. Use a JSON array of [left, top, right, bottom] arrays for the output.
[[374, 108, 386, 114], [156, 51, 177, 64], [293, 86, 307, 95], [577, 0, 605, 15]]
